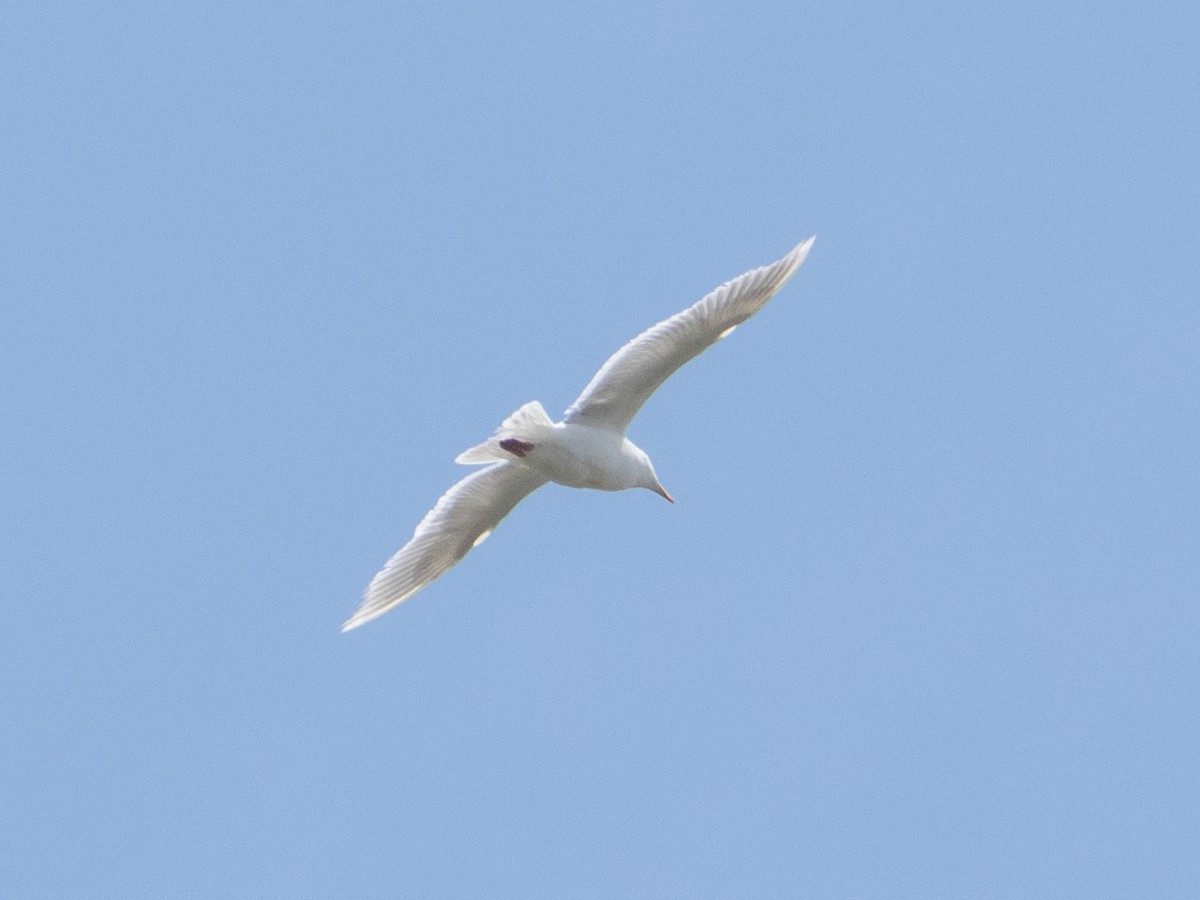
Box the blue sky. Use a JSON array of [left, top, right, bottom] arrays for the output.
[[3, 2, 1197, 897]]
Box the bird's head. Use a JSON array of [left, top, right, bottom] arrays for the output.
[[629, 443, 674, 503]]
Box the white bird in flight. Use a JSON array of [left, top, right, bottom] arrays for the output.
[[343, 237, 815, 631]]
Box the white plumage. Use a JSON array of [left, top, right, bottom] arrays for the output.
[[343, 237, 815, 631]]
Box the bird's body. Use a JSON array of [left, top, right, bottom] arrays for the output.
[[342, 237, 815, 631], [526, 424, 661, 494]]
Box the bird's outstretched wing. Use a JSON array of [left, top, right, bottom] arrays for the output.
[[342, 462, 548, 631], [563, 237, 814, 433]]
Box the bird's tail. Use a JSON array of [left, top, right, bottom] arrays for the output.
[[455, 400, 554, 464]]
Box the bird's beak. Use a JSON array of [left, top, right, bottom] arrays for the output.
[[653, 483, 675, 503]]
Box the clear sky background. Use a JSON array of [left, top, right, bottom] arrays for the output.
[[3, 2, 1197, 897]]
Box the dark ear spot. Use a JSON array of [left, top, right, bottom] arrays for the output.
[[499, 438, 535, 458]]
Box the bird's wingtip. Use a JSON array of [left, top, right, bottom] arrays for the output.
[[340, 607, 375, 632]]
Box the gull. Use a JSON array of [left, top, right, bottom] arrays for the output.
[[342, 237, 815, 631]]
